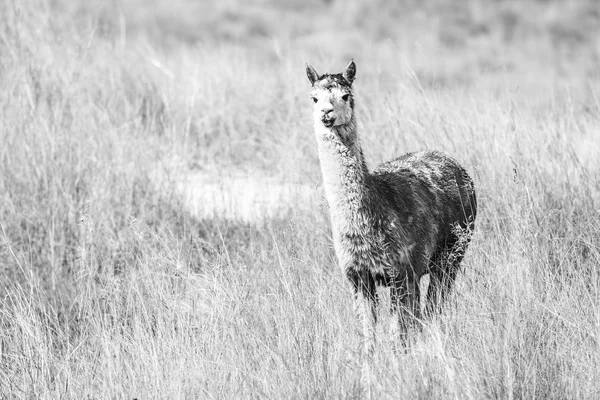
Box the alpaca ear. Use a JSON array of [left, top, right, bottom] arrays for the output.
[[306, 63, 319, 86], [343, 59, 356, 84]]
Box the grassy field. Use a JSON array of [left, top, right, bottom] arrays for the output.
[[1, 0, 600, 398]]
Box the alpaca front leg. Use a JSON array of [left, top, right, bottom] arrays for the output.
[[347, 270, 377, 391], [357, 282, 377, 358], [347, 270, 377, 356]]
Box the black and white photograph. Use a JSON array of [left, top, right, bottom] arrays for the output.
[[1, 0, 599, 398]]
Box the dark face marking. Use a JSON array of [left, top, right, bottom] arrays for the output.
[[314, 74, 353, 91]]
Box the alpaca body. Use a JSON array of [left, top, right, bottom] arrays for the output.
[[340, 150, 475, 283], [316, 118, 476, 298]]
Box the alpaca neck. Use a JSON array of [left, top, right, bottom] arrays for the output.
[[315, 116, 368, 231]]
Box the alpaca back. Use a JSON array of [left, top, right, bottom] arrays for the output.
[[372, 150, 477, 251]]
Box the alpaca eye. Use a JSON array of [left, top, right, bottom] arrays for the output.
[[342, 94, 350, 101], [311, 97, 318, 103]]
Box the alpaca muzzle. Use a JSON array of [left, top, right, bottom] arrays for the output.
[[321, 115, 336, 127]]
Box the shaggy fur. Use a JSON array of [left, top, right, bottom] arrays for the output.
[[306, 60, 477, 361]]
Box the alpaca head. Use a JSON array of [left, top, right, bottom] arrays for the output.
[[306, 60, 356, 129]]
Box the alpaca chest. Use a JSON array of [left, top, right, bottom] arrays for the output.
[[333, 227, 413, 277]]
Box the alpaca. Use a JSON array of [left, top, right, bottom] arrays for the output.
[[305, 60, 477, 356]]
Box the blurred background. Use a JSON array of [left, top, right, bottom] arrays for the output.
[[34, 0, 599, 169], [57, 0, 600, 81]]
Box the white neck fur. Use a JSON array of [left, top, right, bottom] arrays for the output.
[[314, 116, 368, 234]]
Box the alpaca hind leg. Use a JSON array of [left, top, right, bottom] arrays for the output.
[[442, 230, 471, 299], [425, 272, 443, 317], [427, 263, 457, 315], [425, 252, 445, 317], [390, 275, 421, 340], [427, 234, 469, 315]]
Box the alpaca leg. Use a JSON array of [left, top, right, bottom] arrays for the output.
[[390, 275, 421, 338], [426, 248, 451, 317], [426, 233, 470, 315], [350, 271, 377, 357], [425, 250, 445, 317], [441, 229, 472, 297], [426, 265, 449, 316], [347, 270, 377, 393]]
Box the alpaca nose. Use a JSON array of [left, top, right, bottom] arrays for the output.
[[321, 104, 334, 115]]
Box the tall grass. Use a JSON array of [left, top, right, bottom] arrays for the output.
[[1, 0, 599, 398]]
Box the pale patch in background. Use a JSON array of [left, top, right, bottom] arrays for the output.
[[176, 171, 322, 222]]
